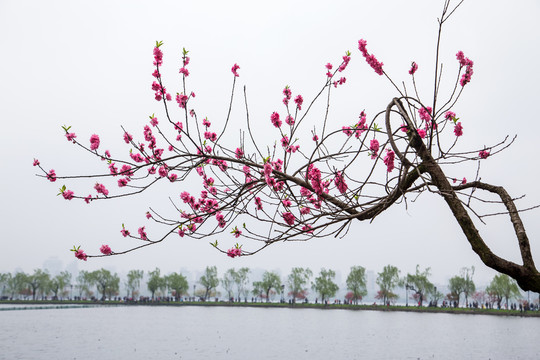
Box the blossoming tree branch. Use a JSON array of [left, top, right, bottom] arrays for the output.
[[35, 1, 540, 292]]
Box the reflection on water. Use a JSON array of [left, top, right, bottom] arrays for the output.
[[1, 306, 538, 360]]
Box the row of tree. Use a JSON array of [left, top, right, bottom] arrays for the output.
[[0, 265, 527, 308]]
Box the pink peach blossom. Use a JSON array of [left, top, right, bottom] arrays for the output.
[[100, 245, 112, 255], [282, 212, 295, 226], [74, 249, 87, 261], [479, 150, 490, 159], [231, 63, 240, 77], [62, 190, 74, 200], [89, 134, 100, 151], [47, 169, 57, 182]]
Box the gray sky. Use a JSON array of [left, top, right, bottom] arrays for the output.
[[1, 0, 539, 286]]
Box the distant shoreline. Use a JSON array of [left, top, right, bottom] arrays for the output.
[[1, 300, 538, 317]]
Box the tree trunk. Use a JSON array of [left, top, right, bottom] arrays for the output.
[[387, 98, 540, 292]]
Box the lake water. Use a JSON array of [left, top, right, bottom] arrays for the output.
[[1, 305, 538, 359]]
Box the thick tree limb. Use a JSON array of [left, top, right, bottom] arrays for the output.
[[388, 97, 540, 292]]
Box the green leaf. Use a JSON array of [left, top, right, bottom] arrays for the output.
[[57, 185, 66, 196], [155, 40, 163, 48]]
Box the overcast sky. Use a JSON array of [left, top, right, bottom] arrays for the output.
[[1, 0, 539, 286]]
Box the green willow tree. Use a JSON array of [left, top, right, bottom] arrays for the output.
[[77, 270, 94, 298], [376, 265, 400, 305], [199, 266, 219, 301], [5, 272, 27, 300], [448, 266, 475, 306], [165, 272, 189, 301], [147, 268, 166, 299], [49, 271, 72, 300], [26, 269, 50, 300], [90, 269, 120, 300], [346, 266, 367, 305], [287, 267, 312, 301], [486, 274, 521, 309], [233, 267, 250, 301], [405, 265, 434, 307], [221, 268, 236, 300], [126, 269, 144, 299], [312, 268, 339, 303], [448, 276, 465, 304], [0, 273, 8, 298], [252, 271, 282, 303]]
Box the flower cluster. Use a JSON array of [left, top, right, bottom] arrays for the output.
[[94, 183, 109, 196], [62, 189, 74, 200], [282, 212, 295, 226], [179, 51, 190, 77], [409, 61, 418, 75], [89, 134, 100, 151], [231, 226, 242, 238], [334, 171, 348, 194], [358, 39, 384, 75], [456, 51, 474, 86], [307, 164, 324, 196], [294, 95, 303, 110], [47, 169, 56, 182], [454, 122, 463, 137], [444, 111, 456, 121], [175, 93, 189, 109], [255, 197, 263, 210], [355, 111, 368, 138], [151, 81, 172, 102], [65, 132, 77, 142], [75, 249, 87, 261], [283, 86, 291, 105], [370, 139, 379, 159], [153, 44, 163, 66], [333, 77, 346, 88], [325, 63, 333, 77], [235, 147, 244, 159], [418, 107, 432, 123], [138, 226, 148, 240], [149, 115, 159, 127], [227, 246, 242, 258], [338, 53, 351, 72], [72, 246, 87, 261], [383, 149, 395, 172], [285, 115, 294, 126], [479, 150, 490, 159], [270, 112, 281, 128], [231, 63, 240, 77], [100, 244, 112, 255]]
